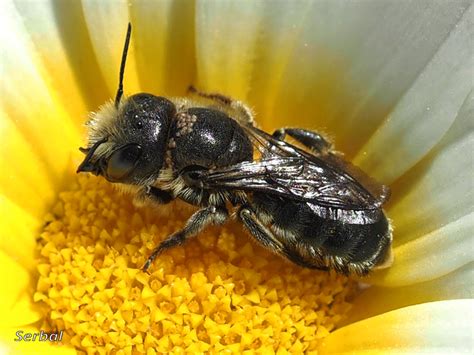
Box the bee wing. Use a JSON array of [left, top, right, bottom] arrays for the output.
[[199, 126, 389, 211], [321, 153, 391, 205]]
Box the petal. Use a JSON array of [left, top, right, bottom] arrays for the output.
[[0, 117, 55, 219], [195, 0, 268, 99], [1, 295, 43, 329], [354, 4, 473, 183], [0, 2, 81, 179], [0, 2, 85, 271], [274, 0, 470, 148], [347, 263, 473, 324], [82, 1, 197, 98], [388, 89, 474, 246], [0, 2, 87, 275], [195, 1, 472, 143], [131, 0, 196, 95], [364, 87, 474, 287], [320, 300, 474, 354], [11, 0, 93, 122], [252, 0, 469, 155], [81, 0, 141, 98], [0, 327, 75, 355], [0, 196, 39, 271], [0, 249, 42, 327], [368, 212, 473, 287]]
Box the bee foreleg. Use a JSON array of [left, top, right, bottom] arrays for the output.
[[142, 205, 228, 272], [273, 128, 332, 153]]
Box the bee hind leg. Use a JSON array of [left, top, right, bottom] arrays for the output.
[[142, 205, 228, 272], [273, 128, 332, 153]]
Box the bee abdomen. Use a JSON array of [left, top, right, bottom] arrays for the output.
[[321, 214, 392, 275], [252, 193, 392, 275]]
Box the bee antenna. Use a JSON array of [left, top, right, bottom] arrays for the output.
[[115, 23, 132, 108]]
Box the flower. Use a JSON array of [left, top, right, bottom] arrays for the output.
[[1, 0, 473, 354]]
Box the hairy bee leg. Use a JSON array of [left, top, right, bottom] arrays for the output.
[[239, 205, 330, 271], [273, 128, 331, 153], [142, 206, 228, 272], [238, 206, 285, 252], [188, 85, 254, 126]]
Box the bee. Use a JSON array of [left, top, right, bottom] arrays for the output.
[[78, 24, 393, 275]]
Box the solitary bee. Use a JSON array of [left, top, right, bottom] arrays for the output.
[[78, 24, 392, 275]]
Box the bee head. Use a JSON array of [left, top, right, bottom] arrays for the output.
[[77, 24, 176, 185], [77, 93, 176, 184]]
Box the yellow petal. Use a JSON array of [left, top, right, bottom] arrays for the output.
[[0, 4, 81, 177], [195, 1, 266, 99], [10, 1, 91, 123], [0, 294, 43, 329], [320, 300, 474, 354], [244, 2, 312, 124], [131, 0, 196, 95], [0, 195, 40, 271], [0, 117, 56, 218], [0, 249, 42, 327], [0, 2, 84, 274], [81, 0, 141, 97]]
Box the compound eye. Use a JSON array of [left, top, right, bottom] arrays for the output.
[[106, 144, 142, 180]]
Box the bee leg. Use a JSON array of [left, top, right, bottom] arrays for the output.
[[238, 206, 285, 252], [273, 128, 332, 153], [142, 205, 228, 272], [239, 205, 329, 270], [188, 85, 254, 126]]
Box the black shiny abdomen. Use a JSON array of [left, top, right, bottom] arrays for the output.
[[253, 192, 390, 272], [171, 108, 253, 171]]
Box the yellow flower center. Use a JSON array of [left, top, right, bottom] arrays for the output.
[[35, 174, 357, 353]]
